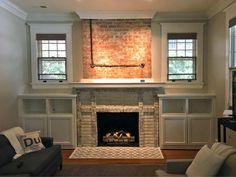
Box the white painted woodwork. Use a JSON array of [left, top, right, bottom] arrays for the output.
[[159, 94, 215, 149], [28, 23, 73, 87], [18, 94, 77, 149]]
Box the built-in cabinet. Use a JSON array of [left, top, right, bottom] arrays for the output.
[[18, 94, 77, 149], [159, 94, 215, 149]]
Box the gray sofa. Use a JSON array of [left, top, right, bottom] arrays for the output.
[[0, 134, 62, 176], [156, 151, 236, 177]]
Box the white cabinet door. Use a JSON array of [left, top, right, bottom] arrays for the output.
[[47, 115, 75, 148], [188, 117, 212, 145], [22, 116, 47, 136], [161, 116, 187, 146]]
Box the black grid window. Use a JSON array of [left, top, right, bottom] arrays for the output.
[[167, 33, 197, 81], [36, 34, 67, 81]]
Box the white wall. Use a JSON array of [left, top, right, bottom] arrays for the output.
[[207, 12, 226, 117], [0, 7, 27, 131]]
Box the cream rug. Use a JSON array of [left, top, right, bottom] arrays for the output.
[[69, 147, 164, 159]]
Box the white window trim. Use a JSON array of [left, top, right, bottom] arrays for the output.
[[225, 2, 236, 108], [161, 23, 205, 88], [28, 23, 73, 88]]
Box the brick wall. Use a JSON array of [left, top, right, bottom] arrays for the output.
[[82, 19, 152, 79]]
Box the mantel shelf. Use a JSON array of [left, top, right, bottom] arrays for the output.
[[70, 82, 165, 89]]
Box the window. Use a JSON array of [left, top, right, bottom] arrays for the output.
[[229, 18, 236, 68], [161, 23, 204, 87], [167, 33, 197, 81], [37, 34, 67, 81], [228, 17, 236, 107], [29, 23, 73, 87]]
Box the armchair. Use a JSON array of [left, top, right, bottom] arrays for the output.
[[156, 150, 236, 177]]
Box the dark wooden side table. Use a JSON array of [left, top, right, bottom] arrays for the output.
[[218, 117, 236, 143]]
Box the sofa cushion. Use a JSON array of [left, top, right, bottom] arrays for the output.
[[156, 169, 187, 177], [186, 145, 224, 177], [17, 131, 45, 153], [217, 152, 236, 177], [0, 135, 16, 167], [0, 145, 61, 176]]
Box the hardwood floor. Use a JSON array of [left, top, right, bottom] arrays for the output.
[[62, 149, 198, 165]]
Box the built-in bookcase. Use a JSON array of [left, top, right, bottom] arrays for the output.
[[159, 94, 215, 149], [18, 94, 77, 149]]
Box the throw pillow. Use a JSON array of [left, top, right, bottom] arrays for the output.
[[186, 145, 224, 177], [211, 142, 236, 158], [17, 131, 45, 153]]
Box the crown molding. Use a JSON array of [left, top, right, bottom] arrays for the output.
[[26, 12, 80, 22], [152, 12, 208, 22], [76, 10, 156, 19], [0, 0, 27, 20], [207, 0, 236, 19]]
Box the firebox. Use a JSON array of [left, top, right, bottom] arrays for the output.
[[97, 112, 139, 146]]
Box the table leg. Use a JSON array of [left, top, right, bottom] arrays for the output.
[[218, 120, 221, 142], [223, 126, 226, 143]]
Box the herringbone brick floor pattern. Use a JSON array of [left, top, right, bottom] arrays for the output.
[[69, 147, 164, 159]]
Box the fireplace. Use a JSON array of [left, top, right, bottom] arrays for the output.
[[97, 112, 139, 147], [76, 88, 160, 147]]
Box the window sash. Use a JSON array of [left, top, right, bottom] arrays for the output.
[[36, 34, 67, 81], [167, 34, 197, 81], [167, 56, 197, 81], [38, 57, 67, 81]]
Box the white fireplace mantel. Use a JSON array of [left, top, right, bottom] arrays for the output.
[[71, 78, 165, 89], [71, 82, 165, 89]]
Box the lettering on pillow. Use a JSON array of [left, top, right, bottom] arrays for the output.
[[17, 131, 45, 153]]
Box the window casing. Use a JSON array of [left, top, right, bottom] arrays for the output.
[[228, 17, 236, 107], [161, 23, 204, 87], [167, 33, 197, 81], [29, 23, 73, 87]]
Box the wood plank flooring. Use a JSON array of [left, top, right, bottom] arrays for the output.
[[62, 149, 198, 165]]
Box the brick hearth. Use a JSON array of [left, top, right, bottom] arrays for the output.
[[75, 88, 160, 147]]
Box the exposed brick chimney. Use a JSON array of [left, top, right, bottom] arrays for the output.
[[82, 19, 152, 79]]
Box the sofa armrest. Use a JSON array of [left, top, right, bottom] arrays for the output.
[[0, 174, 30, 177], [41, 137, 53, 148], [166, 159, 193, 174]]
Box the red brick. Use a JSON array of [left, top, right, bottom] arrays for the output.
[[82, 19, 152, 79]]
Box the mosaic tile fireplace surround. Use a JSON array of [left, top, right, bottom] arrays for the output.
[[76, 88, 161, 147]]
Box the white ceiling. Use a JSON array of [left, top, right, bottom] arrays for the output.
[[8, 0, 218, 16]]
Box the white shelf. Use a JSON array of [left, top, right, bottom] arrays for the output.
[[162, 99, 186, 113], [71, 82, 165, 89], [18, 94, 77, 149], [159, 94, 215, 149], [22, 99, 46, 114], [188, 99, 212, 114], [49, 99, 73, 114]]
